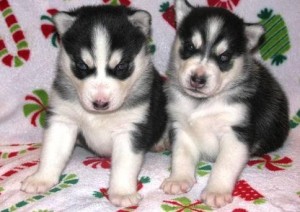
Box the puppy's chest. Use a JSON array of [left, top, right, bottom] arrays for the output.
[[187, 100, 247, 135], [79, 107, 146, 156]]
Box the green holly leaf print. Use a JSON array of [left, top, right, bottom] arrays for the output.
[[93, 191, 104, 199], [271, 55, 287, 66], [23, 89, 48, 128], [258, 8, 273, 20]]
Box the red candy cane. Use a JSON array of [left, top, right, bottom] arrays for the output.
[[0, 160, 39, 182], [0, 0, 30, 67]]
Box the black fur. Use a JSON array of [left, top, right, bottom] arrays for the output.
[[61, 5, 147, 81], [231, 61, 289, 156], [53, 68, 77, 101], [132, 70, 168, 152], [178, 7, 247, 72]]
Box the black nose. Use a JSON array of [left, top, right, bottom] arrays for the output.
[[190, 74, 207, 89], [92, 101, 109, 110]]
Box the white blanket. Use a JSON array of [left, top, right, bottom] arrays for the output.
[[1, 0, 300, 211]]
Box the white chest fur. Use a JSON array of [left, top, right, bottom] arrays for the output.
[[169, 91, 247, 160], [51, 95, 148, 156]]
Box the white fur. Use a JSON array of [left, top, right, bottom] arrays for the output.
[[53, 12, 76, 35], [206, 18, 223, 45], [192, 31, 203, 49], [245, 24, 265, 50], [108, 50, 123, 69], [81, 48, 94, 68], [215, 40, 228, 56], [175, 0, 192, 25]]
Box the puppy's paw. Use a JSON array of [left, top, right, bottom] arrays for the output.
[[21, 173, 58, 193], [160, 176, 196, 195], [109, 192, 142, 207], [201, 188, 233, 208]]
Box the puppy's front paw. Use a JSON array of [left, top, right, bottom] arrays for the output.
[[108, 192, 142, 207], [201, 188, 233, 208], [160, 176, 196, 195], [21, 173, 58, 193]]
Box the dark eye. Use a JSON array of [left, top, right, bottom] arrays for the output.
[[183, 41, 196, 53], [115, 62, 129, 72], [218, 52, 232, 64], [75, 61, 88, 72]]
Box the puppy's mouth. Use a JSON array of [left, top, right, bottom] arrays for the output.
[[186, 87, 205, 93]]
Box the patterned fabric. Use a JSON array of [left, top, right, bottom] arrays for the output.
[[0, 0, 300, 211]]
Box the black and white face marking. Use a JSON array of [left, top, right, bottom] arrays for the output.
[[53, 6, 151, 112], [173, 3, 264, 98]]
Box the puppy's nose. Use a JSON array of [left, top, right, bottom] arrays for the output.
[[92, 100, 109, 110], [190, 74, 207, 89]]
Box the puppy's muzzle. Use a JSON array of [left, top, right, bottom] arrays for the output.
[[93, 100, 110, 110], [190, 74, 207, 89]]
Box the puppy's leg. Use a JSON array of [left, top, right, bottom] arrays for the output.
[[108, 134, 144, 207], [21, 121, 78, 193], [161, 127, 198, 194], [201, 130, 248, 208]]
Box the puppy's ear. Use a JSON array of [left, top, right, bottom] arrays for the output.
[[245, 24, 265, 51], [53, 12, 77, 36], [128, 10, 151, 36], [175, 0, 192, 26]]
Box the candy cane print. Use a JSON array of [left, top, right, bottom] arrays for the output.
[[0, 0, 30, 67], [0, 160, 39, 182]]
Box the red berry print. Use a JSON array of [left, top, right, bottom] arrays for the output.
[[41, 8, 60, 47], [207, 0, 240, 11], [248, 154, 293, 171], [160, 2, 176, 29], [103, 0, 131, 6], [233, 180, 266, 204], [83, 156, 111, 169]]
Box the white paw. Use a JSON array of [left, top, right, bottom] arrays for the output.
[[160, 176, 196, 195], [201, 188, 233, 208], [21, 173, 58, 193], [108, 191, 142, 207]]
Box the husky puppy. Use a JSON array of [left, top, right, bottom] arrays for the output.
[[161, 0, 289, 208], [21, 5, 167, 207]]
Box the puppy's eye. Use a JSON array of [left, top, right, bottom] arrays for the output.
[[218, 52, 232, 64], [115, 62, 129, 72], [75, 61, 89, 72], [183, 41, 196, 53]]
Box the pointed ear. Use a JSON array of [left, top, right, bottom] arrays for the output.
[[128, 10, 151, 36], [53, 12, 76, 36], [245, 24, 265, 51], [175, 0, 192, 25]]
